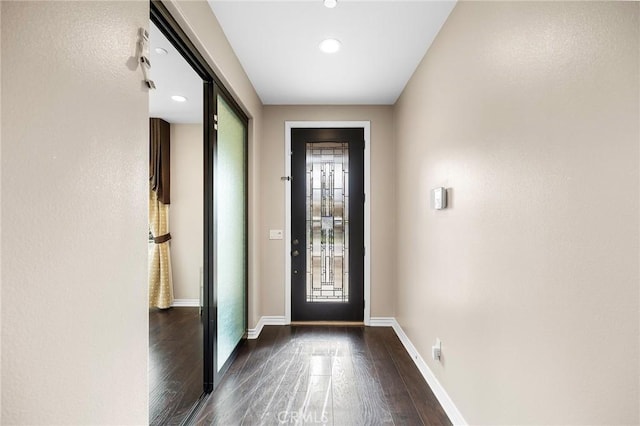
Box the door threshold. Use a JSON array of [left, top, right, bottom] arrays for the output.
[[290, 321, 364, 326]]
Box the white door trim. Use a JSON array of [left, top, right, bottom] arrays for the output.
[[284, 121, 371, 325]]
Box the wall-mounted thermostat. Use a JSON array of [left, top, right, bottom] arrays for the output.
[[431, 187, 447, 210]]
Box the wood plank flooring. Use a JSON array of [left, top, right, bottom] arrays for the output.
[[194, 326, 451, 426], [149, 307, 204, 426]]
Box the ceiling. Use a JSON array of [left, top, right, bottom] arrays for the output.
[[148, 1, 456, 119], [148, 21, 203, 124], [208, 0, 456, 105]]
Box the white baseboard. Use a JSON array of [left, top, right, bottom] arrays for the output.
[[369, 317, 396, 327], [390, 319, 467, 426], [171, 298, 200, 307], [247, 315, 287, 339]]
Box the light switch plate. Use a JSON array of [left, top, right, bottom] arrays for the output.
[[431, 187, 447, 210], [269, 229, 283, 240]]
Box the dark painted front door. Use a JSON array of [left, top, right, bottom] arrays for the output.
[[291, 128, 364, 321]]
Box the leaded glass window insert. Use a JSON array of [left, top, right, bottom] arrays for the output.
[[305, 142, 349, 303]]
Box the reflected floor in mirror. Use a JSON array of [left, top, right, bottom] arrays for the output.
[[149, 307, 203, 425], [194, 325, 451, 426]]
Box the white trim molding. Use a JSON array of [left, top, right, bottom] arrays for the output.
[[171, 299, 200, 307], [390, 319, 468, 426], [284, 121, 371, 326], [369, 317, 396, 327], [247, 315, 287, 339]]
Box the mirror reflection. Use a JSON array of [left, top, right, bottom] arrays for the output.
[[148, 20, 205, 425]]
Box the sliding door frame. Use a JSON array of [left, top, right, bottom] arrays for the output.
[[150, 0, 249, 399], [211, 84, 249, 386]]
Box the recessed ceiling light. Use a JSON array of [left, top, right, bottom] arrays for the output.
[[319, 38, 341, 54], [324, 0, 337, 8], [154, 47, 168, 55], [171, 95, 187, 102]]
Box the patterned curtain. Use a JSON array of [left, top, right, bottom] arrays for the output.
[[149, 188, 173, 308], [149, 118, 173, 309]]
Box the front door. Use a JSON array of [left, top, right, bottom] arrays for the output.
[[291, 128, 364, 321]]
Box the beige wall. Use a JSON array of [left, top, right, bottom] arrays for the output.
[[0, 2, 4, 415], [1, 1, 149, 423], [261, 106, 396, 318], [394, 2, 639, 424], [167, 0, 264, 328], [170, 123, 203, 300], [2, 1, 637, 424]]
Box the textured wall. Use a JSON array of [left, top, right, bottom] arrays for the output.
[[261, 105, 396, 319], [1, 1, 149, 423], [170, 124, 204, 300], [394, 2, 639, 424]]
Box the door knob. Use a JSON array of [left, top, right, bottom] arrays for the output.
[[292, 250, 300, 257], [293, 269, 298, 275]]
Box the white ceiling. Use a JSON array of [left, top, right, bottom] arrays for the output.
[[149, 22, 203, 124], [208, 0, 456, 105]]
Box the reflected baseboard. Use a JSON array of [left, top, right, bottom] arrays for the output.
[[171, 299, 200, 307]]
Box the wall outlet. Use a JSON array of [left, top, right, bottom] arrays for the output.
[[432, 338, 442, 361]]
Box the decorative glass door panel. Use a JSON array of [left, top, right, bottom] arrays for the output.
[[216, 94, 246, 373], [291, 128, 364, 322], [306, 142, 349, 303]]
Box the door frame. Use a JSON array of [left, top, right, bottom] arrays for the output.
[[284, 121, 371, 325]]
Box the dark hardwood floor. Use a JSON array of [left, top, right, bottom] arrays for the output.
[[194, 326, 451, 426], [149, 307, 204, 426]]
